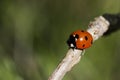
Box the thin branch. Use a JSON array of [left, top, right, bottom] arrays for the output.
[[103, 13, 120, 35], [48, 49, 82, 80], [48, 16, 110, 80]]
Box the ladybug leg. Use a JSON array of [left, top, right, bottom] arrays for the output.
[[69, 46, 75, 50], [81, 49, 85, 56]]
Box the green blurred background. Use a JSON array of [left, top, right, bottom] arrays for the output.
[[0, 0, 120, 80]]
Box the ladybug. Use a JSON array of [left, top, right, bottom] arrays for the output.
[[67, 30, 93, 50]]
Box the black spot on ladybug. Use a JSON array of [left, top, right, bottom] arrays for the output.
[[81, 30, 84, 32], [82, 44, 85, 47], [75, 34, 79, 39], [85, 36, 88, 41]]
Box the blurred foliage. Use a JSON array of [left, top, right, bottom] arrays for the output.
[[0, 0, 120, 80]]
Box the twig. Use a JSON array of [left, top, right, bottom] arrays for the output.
[[48, 16, 110, 80], [48, 49, 82, 80]]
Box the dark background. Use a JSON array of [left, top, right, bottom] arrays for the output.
[[0, 0, 120, 80]]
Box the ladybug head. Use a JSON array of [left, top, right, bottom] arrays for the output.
[[67, 34, 79, 49]]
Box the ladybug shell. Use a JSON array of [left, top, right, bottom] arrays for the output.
[[67, 30, 93, 50]]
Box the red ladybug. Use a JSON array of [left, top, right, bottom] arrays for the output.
[[67, 30, 93, 50]]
